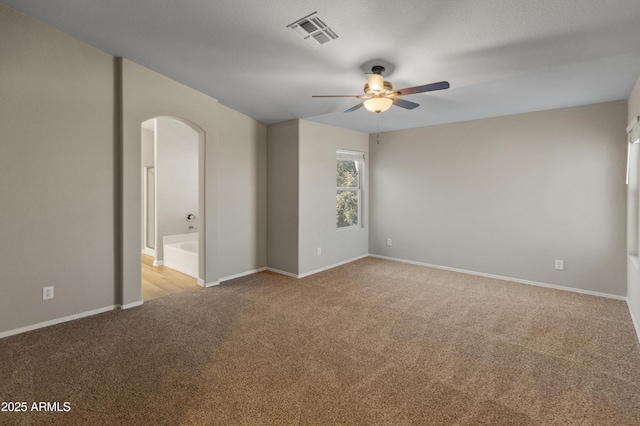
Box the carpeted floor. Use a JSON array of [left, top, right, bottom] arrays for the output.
[[1, 257, 639, 425]]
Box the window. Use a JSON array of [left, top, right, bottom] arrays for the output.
[[628, 116, 640, 259], [336, 150, 364, 229]]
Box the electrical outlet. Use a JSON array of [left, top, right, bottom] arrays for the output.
[[317, 247, 322, 256], [43, 286, 54, 300], [387, 238, 393, 246], [555, 259, 564, 271]]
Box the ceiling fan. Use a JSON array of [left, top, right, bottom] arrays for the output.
[[313, 65, 450, 113]]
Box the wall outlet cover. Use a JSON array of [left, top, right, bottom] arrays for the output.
[[43, 286, 54, 300]]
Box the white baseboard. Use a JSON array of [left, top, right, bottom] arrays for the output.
[[196, 267, 269, 287], [369, 254, 627, 301], [266, 254, 369, 279], [219, 267, 267, 283], [0, 305, 119, 339], [628, 299, 640, 345], [198, 278, 220, 288], [266, 267, 299, 278], [120, 300, 144, 309], [298, 254, 370, 279], [143, 247, 156, 257], [153, 259, 164, 266]]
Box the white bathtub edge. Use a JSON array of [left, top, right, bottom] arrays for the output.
[[164, 261, 198, 279], [163, 232, 198, 246]]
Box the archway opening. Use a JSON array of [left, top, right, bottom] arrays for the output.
[[140, 116, 206, 301]]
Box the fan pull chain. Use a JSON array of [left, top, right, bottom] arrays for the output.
[[377, 113, 380, 145]]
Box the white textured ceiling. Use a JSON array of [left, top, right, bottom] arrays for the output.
[[3, 0, 640, 133]]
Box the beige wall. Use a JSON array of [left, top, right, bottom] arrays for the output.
[[266, 120, 300, 275], [122, 59, 269, 298], [0, 5, 116, 333], [218, 105, 267, 279], [266, 120, 369, 276], [369, 101, 627, 296], [0, 2, 634, 337], [298, 120, 369, 275], [1, 4, 268, 335], [121, 59, 219, 301]]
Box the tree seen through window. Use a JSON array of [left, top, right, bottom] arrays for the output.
[[336, 155, 361, 228]]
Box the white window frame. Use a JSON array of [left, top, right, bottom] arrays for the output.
[[336, 149, 364, 230], [627, 116, 640, 260]]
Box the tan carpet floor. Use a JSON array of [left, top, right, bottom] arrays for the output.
[[1, 257, 639, 425]]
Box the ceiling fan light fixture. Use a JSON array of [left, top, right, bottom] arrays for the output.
[[364, 97, 393, 113], [312, 63, 449, 115], [367, 73, 385, 94]]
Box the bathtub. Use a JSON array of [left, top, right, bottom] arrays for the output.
[[163, 233, 198, 278]]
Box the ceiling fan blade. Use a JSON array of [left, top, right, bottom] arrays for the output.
[[392, 98, 419, 110], [312, 95, 361, 98], [344, 102, 364, 113], [395, 81, 450, 96]]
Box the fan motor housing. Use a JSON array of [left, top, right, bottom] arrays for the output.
[[371, 65, 385, 75]]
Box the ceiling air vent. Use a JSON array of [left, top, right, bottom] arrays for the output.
[[287, 12, 338, 48]]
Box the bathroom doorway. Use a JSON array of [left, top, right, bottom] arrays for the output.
[[140, 117, 204, 300]]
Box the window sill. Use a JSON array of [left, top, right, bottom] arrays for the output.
[[337, 225, 364, 232]]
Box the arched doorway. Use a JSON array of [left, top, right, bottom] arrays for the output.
[[140, 116, 207, 300]]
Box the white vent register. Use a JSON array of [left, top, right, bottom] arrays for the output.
[[287, 12, 338, 47]]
